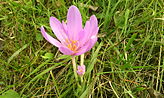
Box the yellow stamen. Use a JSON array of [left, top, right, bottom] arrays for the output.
[[66, 39, 78, 52], [79, 69, 83, 73]]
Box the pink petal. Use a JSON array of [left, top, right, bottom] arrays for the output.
[[85, 35, 98, 52], [79, 21, 90, 45], [79, 15, 98, 46], [90, 15, 98, 28], [74, 40, 92, 56], [79, 65, 85, 71], [84, 15, 98, 40], [62, 21, 68, 35], [50, 17, 68, 43], [77, 65, 85, 76], [89, 15, 98, 36], [59, 46, 74, 55], [67, 5, 82, 40], [40, 26, 61, 47], [75, 35, 97, 55], [77, 29, 85, 41]]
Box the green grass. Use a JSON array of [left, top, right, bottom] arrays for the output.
[[0, 0, 163, 97]]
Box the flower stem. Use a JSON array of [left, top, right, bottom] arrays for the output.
[[80, 76, 83, 83], [80, 54, 84, 83], [80, 54, 84, 65], [72, 56, 78, 81]]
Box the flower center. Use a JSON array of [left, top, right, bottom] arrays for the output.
[[66, 39, 78, 52], [79, 69, 83, 73]]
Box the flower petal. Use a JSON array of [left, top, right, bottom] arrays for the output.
[[75, 35, 97, 55], [89, 15, 98, 36], [77, 65, 85, 76], [40, 26, 61, 47], [50, 17, 68, 43], [79, 15, 98, 46], [59, 46, 74, 55], [62, 21, 68, 35], [74, 42, 91, 55], [74, 36, 97, 55], [85, 35, 98, 52], [90, 15, 98, 28], [67, 5, 82, 40], [77, 65, 85, 70], [84, 15, 98, 40], [79, 21, 90, 45]]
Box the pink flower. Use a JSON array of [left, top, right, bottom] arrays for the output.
[[77, 65, 85, 76], [40, 5, 99, 56]]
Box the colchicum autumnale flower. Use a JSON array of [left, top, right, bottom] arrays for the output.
[[41, 5, 99, 55], [77, 65, 85, 76]]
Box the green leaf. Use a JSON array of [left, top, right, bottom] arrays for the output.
[[56, 55, 71, 60], [41, 52, 54, 59], [20, 58, 70, 95], [7, 44, 29, 63], [114, 11, 125, 28], [0, 90, 20, 98], [86, 42, 103, 75], [133, 86, 145, 92], [36, 33, 43, 41], [125, 33, 137, 51]]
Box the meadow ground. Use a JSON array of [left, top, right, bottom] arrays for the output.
[[0, 0, 163, 97]]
